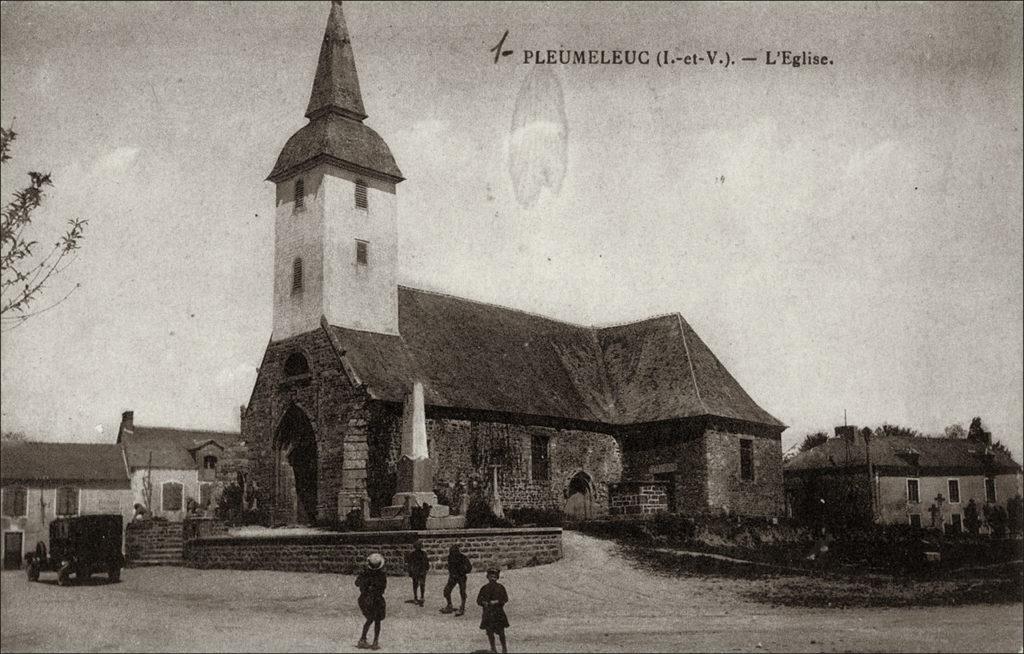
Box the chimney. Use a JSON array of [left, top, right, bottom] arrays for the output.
[[835, 425, 856, 443], [117, 410, 134, 443]]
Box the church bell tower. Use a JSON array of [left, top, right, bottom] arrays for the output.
[[267, 0, 404, 340]]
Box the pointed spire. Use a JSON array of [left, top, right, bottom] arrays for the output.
[[305, 1, 367, 122]]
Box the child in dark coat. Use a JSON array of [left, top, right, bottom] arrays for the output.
[[440, 544, 472, 616], [476, 566, 509, 654], [355, 553, 387, 650], [405, 540, 430, 606]]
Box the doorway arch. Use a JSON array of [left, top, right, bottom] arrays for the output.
[[275, 405, 318, 525], [563, 471, 595, 520]]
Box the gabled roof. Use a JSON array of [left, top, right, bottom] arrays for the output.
[[785, 434, 1022, 474], [325, 286, 784, 429], [120, 426, 240, 470], [0, 441, 129, 485]]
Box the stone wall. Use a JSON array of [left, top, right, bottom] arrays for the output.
[[185, 527, 562, 575], [620, 421, 707, 514], [704, 428, 784, 517], [126, 519, 184, 565], [608, 481, 669, 517], [242, 327, 371, 525]]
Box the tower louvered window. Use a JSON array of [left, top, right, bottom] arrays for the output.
[[355, 179, 368, 209], [294, 178, 305, 210], [292, 258, 303, 294]]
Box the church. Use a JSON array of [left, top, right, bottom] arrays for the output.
[[241, 1, 786, 526]]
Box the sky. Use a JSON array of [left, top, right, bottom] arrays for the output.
[[1, 1, 1021, 462]]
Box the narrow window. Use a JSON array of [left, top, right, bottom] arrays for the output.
[[531, 435, 550, 481], [355, 179, 368, 209], [909, 514, 921, 528], [284, 352, 310, 377], [739, 439, 754, 481], [948, 479, 960, 503], [162, 481, 183, 512], [1, 486, 27, 517], [292, 258, 303, 294], [294, 178, 305, 210], [906, 479, 920, 503], [356, 240, 368, 265], [985, 477, 997, 503], [203, 455, 218, 471]]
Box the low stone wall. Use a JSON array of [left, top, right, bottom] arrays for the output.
[[183, 517, 230, 541], [126, 519, 184, 565], [608, 481, 669, 517], [185, 527, 562, 575]]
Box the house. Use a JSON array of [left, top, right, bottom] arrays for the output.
[[784, 426, 1023, 531], [239, 2, 787, 526], [116, 411, 244, 520], [1, 441, 133, 570]]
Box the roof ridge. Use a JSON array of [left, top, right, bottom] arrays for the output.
[[674, 313, 709, 414], [399, 285, 687, 332], [133, 425, 239, 436]]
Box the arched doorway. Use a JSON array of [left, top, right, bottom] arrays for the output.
[[275, 405, 318, 525], [563, 471, 595, 520]]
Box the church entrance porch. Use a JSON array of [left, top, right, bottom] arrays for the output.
[[274, 405, 319, 525], [564, 471, 595, 520]]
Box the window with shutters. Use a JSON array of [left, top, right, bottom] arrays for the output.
[[906, 478, 920, 503], [56, 487, 79, 516], [1, 486, 27, 517], [739, 439, 754, 481], [985, 477, 997, 503], [162, 481, 183, 512], [356, 240, 368, 265], [948, 479, 960, 503], [292, 258, 303, 294], [355, 179, 368, 209], [203, 455, 218, 470], [294, 178, 305, 211]]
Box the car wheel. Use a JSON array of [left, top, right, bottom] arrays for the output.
[[57, 563, 72, 586]]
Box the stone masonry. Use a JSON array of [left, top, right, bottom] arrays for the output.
[[184, 527, 562, 575]]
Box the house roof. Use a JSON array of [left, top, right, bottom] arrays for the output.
[[120, 426, 240, 470], [785, 434, 1022, 474], [0, 441, 129, 485], [326, 286, 784, 429]]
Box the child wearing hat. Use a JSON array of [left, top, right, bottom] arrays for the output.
[[476, 566, 509, 654], [355, 553, 387, 650]]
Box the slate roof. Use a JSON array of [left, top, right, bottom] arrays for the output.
[[785, 435, 1022, 474], [326, 286, 784, 429], [0, 441, 129, 485], [268, 2, 402, 183], [119, 426, 240, 470]]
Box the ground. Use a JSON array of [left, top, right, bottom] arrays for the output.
[[1, 532, 1021, 653]]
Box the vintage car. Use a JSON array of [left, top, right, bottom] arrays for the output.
[[25, 514, 124, 585]]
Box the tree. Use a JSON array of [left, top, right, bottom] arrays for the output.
[[1, 430, 27, 442], [798, 431, 830, 452], [872, 424, 923, 439], [1, 126, 87, 330], [967, 417, 989, 442]]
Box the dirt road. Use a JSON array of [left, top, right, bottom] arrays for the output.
[[1, 532, 1021, 652]]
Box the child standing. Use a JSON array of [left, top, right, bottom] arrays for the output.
[[476, 566, 509, 654], [355, 553, 387, 650], [404, 540, 430, 606], [440, 544, 472, 616]]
